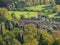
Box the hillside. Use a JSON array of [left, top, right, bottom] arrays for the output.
[[0, 0, 60, 45], [0, 0, 56, 11], [7, 4, 58, 20]]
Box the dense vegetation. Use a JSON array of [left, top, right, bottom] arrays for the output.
[[0, 7, 60, 45], [0, 0, 60, 45], [0, 0, 56, 11]]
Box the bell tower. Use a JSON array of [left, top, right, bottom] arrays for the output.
[[38, 11, 42, 19]]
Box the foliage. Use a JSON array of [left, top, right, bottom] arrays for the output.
[[53, 38, 60, 45], [0, 21, 60, 45], [0, 0, 60, 45]]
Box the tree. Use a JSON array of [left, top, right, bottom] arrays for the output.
[[20, 15, 25, 19], [0, 0, 8, 8], [4, 34, 21, 45], [5, 20, 13, 30], [26, 24, 37, 36], [53, 38, 60, 45], [38, 34, 44, 45], [55, 0, 60, 5], [0, 35, 6, 45], [11, 13, 16, 20], [0, 13, 7, 22], [56, 5, 60, 13], [38, 30, 54, 45]]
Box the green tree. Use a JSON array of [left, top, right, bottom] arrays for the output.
[[53, 38, 60, 45], [11, 13, 16, 20], [38, 30, 54, 45]]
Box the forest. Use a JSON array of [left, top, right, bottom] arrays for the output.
[[0, 0, 56, 11], [0, 0, 60, 45]]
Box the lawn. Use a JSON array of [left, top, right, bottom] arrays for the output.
[[7, 11, 57, 20], [8, 11, 38, 20], [26, 4, 50, 11], [48, 13, 57, 18]]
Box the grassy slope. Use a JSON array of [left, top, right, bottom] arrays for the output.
[[8, 11, 57, 20], [26, 5, 47, 11], [7, 5, 57, 20], [8, 11, 38, 19]]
